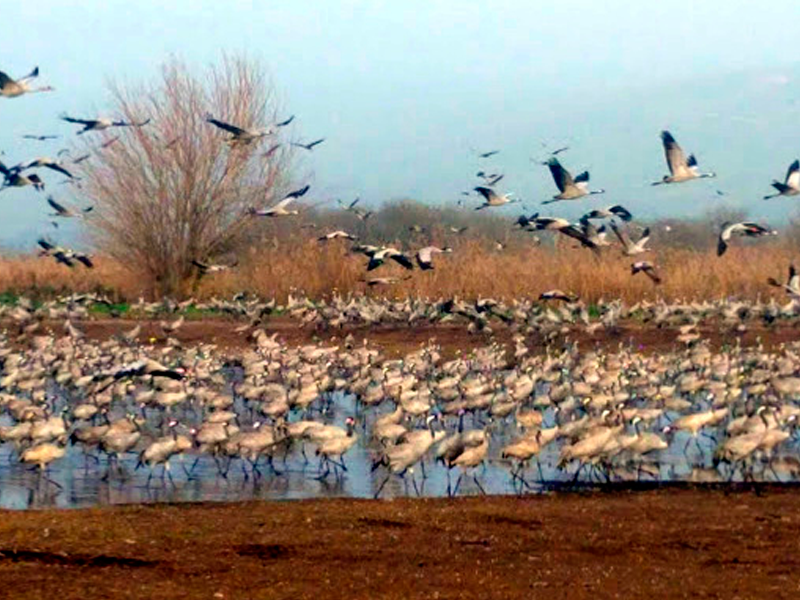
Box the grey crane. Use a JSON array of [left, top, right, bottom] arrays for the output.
[[581, 205, 633, 222], [61, 114, 151, 134], [610, 221, 651, 256], [631, 261, 662, 284], [191, 259, 238, 276], [652, 130, 715, 185], [0, 67, 54, 98], [767, 264, 800, 298], [474, 186, 518, 209], [542, 157, 604, 203], [47, 196, 92, 218], [416, 246, 452, 270], [205, 114, 273, 144], [248, 196, 300, 217], [764, 160, 800, 199], [291, 138, 325, 151], [717, 222, 775, 257], [318, 230, 357, 242]]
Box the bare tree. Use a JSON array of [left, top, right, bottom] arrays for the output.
[[74, 55, 296, 297]]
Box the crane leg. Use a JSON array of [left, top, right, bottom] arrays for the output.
[[42, 468, 63, 490], [301, 444, 309, 465], [571, 462, 584, 484], [694, 437, 704, 461], [213, 456, 227, 478], [220, 456, 232, 478], [314, 458, 330, 481], [374, 474, 390, 499], [268, 456, 282, 476], [535, 458, 545, 483], [508, 463, 518, 483], [452, 474, 463, 496]]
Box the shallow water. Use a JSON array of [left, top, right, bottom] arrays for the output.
[[2, 387, 794, 510]]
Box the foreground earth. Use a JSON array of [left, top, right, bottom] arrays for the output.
[[2, 487, 800, 599]]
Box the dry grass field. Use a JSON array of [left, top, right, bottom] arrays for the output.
[[4, 236, 794, 303]]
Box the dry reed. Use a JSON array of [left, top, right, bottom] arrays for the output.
[[7, 238, 794, 304]]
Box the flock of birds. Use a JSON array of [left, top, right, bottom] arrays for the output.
[[0, 65, 794, 284], [2, 291, 800, 504], [0, 65, 326, 272], [258, 128, 785, 285], [0, 291, 798, 503], [235, 134, 783, 287], [5, 65, 800, 504], [197, 122, 791, 286], [460, 129, 785, 283]]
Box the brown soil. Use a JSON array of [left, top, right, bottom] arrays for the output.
[[2, 487, 800, 599], [29, 316, 800, 358]]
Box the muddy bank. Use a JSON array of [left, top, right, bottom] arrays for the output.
[[2, 487, 799, 599], [28, 316, 800, 358]]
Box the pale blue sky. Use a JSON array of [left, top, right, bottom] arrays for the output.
[[3, 1, 800, 247]]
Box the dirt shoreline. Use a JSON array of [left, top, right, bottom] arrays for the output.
[[2, 487, 800, 599], [23, 316, 800, 357]]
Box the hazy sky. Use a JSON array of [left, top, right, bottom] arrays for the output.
[[3, 1, 800, 247]]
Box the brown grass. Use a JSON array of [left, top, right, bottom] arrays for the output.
[[6, 238, 793, 304], [0, 256, 134, 300]]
